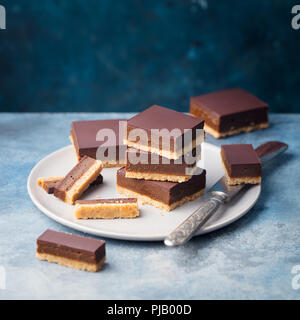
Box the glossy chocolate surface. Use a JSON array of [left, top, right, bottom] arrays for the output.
[[37, 229, 105, 263], [71, 119, 126, 160], [127, 105, 204, 147], [221, 144, 262, 177], [117, 167, 206, 205], [190, 89, 268, 132]]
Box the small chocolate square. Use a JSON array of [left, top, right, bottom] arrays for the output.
[[125, 105, 204, 159], [190, 89, 269, 138], [221, 144, 262, 185], [71, 119, 127, 165]]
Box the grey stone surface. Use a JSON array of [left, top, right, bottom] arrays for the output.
[[0, 113, 299, 299]]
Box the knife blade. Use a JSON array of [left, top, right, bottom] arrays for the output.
[[164, 141, 288, 247]]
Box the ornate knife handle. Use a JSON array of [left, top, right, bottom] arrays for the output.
[[164, 193, 225, 247]]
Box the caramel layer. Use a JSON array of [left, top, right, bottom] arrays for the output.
[[37, 252, 105, 272]]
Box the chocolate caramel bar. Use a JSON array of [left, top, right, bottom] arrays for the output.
[[38, 174, 103, 194], [190, 89, 269, 138], [71, 119, 126, 166], [117, 167, 206, 211], [124, 105, 204, 159], [37, 229, 106, 272], [221, 144, 262, 185], [125, 147, 201, 182], [54, 156, 103, 204], [75, 198, 139, 219]]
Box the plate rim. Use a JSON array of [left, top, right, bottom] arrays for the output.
[[27, 143, 261, 241]]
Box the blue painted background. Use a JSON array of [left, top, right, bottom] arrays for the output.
[[0, 0, 299, 113]]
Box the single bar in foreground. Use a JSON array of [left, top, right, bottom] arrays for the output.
[[221, 144, 262, 185], [124, 105, 204, 159], [75, 198, 139, 219], [125, 147, 201, 182], [190, 88, 269, 138], [117, 167, 206, 211], [71, 119, 127, 167], [38, 174, 103, 194], [36, 229, 106, 272], [54, 156, 103, 204]]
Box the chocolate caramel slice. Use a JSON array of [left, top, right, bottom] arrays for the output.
[[54, 156, 103, 204], [37, 229, 106, 272], [221, 144, 262, 185], [124, 105, 204, 160], [38, 174, 103, 194], [71, 119, 126, 167], [190, 88, 269, 138], [75, 198, 139, 219], [125, 147, 201, 183], [117, 167, 206, 211]]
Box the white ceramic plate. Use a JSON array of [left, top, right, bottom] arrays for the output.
[[27, 142, 261, 241]]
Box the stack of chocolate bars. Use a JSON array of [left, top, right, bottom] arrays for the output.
[[116, 105, 206, 211]]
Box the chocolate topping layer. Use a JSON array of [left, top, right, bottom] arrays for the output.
[[71, 119, 126, 160], [127, 105, 204, 148], [221, 144, 262, 177], [190, 89, 268, 133], [37, 229, 105, 264], [117, 167, 206, 205]]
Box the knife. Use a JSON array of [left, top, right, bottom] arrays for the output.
[[164, 141, 288, 247]]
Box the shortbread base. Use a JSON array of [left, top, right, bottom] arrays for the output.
[[123, 138, 203, 160], [117, 185, 204, 212], [205, 122, 269, 139], [222, 163, 261, 185], [36, 252, 105, 272], [125, 170, 193, 183], [75, 203, 139, 219], [225, 173, 261, 185], [102, 162, 124, 168]]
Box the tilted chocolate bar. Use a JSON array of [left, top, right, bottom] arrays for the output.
[[54, 156, 103, 204], [190, 89, 269, 138], [37, 229, 106, 272], [117, 167, 206, 211], [71, 119, 126, 167], [124, 105, 204, 159], [38, 174, 103, 194], [221, 144, 262, 185], [75, 198, 139, 219], [125, 147, 201, 182]]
